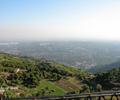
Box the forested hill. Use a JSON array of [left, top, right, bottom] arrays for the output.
[[0, 53, 120, 98], [0, 53, 92, 97]]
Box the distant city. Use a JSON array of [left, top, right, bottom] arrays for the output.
[[1, 41, 120, 72]]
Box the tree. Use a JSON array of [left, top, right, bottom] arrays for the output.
[[81, 84, 90, 93], [96, 84, 102, 92]]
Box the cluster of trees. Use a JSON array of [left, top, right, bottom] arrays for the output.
[[77, 67, 120, 92], [0, 54, 73, 88], [94, 68, 120, 90]]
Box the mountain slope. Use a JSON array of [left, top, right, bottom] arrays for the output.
[[0, 53, 91, 97], [0, 53, 120, 98]]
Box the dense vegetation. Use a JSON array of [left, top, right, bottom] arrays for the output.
[[94, 68, 120, 90], [0, 53, 91, 97], [0, 53, 119, 98]]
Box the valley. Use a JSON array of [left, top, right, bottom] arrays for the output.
[[1, 41, 120, 72]]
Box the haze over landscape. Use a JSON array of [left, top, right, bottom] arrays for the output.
[[1, 0, 120, 41], [0, 0, 120, 99]]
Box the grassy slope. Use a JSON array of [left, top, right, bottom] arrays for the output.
[[24, 80, 66, 96], [36, 80, 66, 96]]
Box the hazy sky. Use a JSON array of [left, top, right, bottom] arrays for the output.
[[0, 0, 120, 41]]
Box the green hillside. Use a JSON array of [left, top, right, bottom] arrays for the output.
[[0, 53, 91, 97], [0, 53, 120, 98]]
